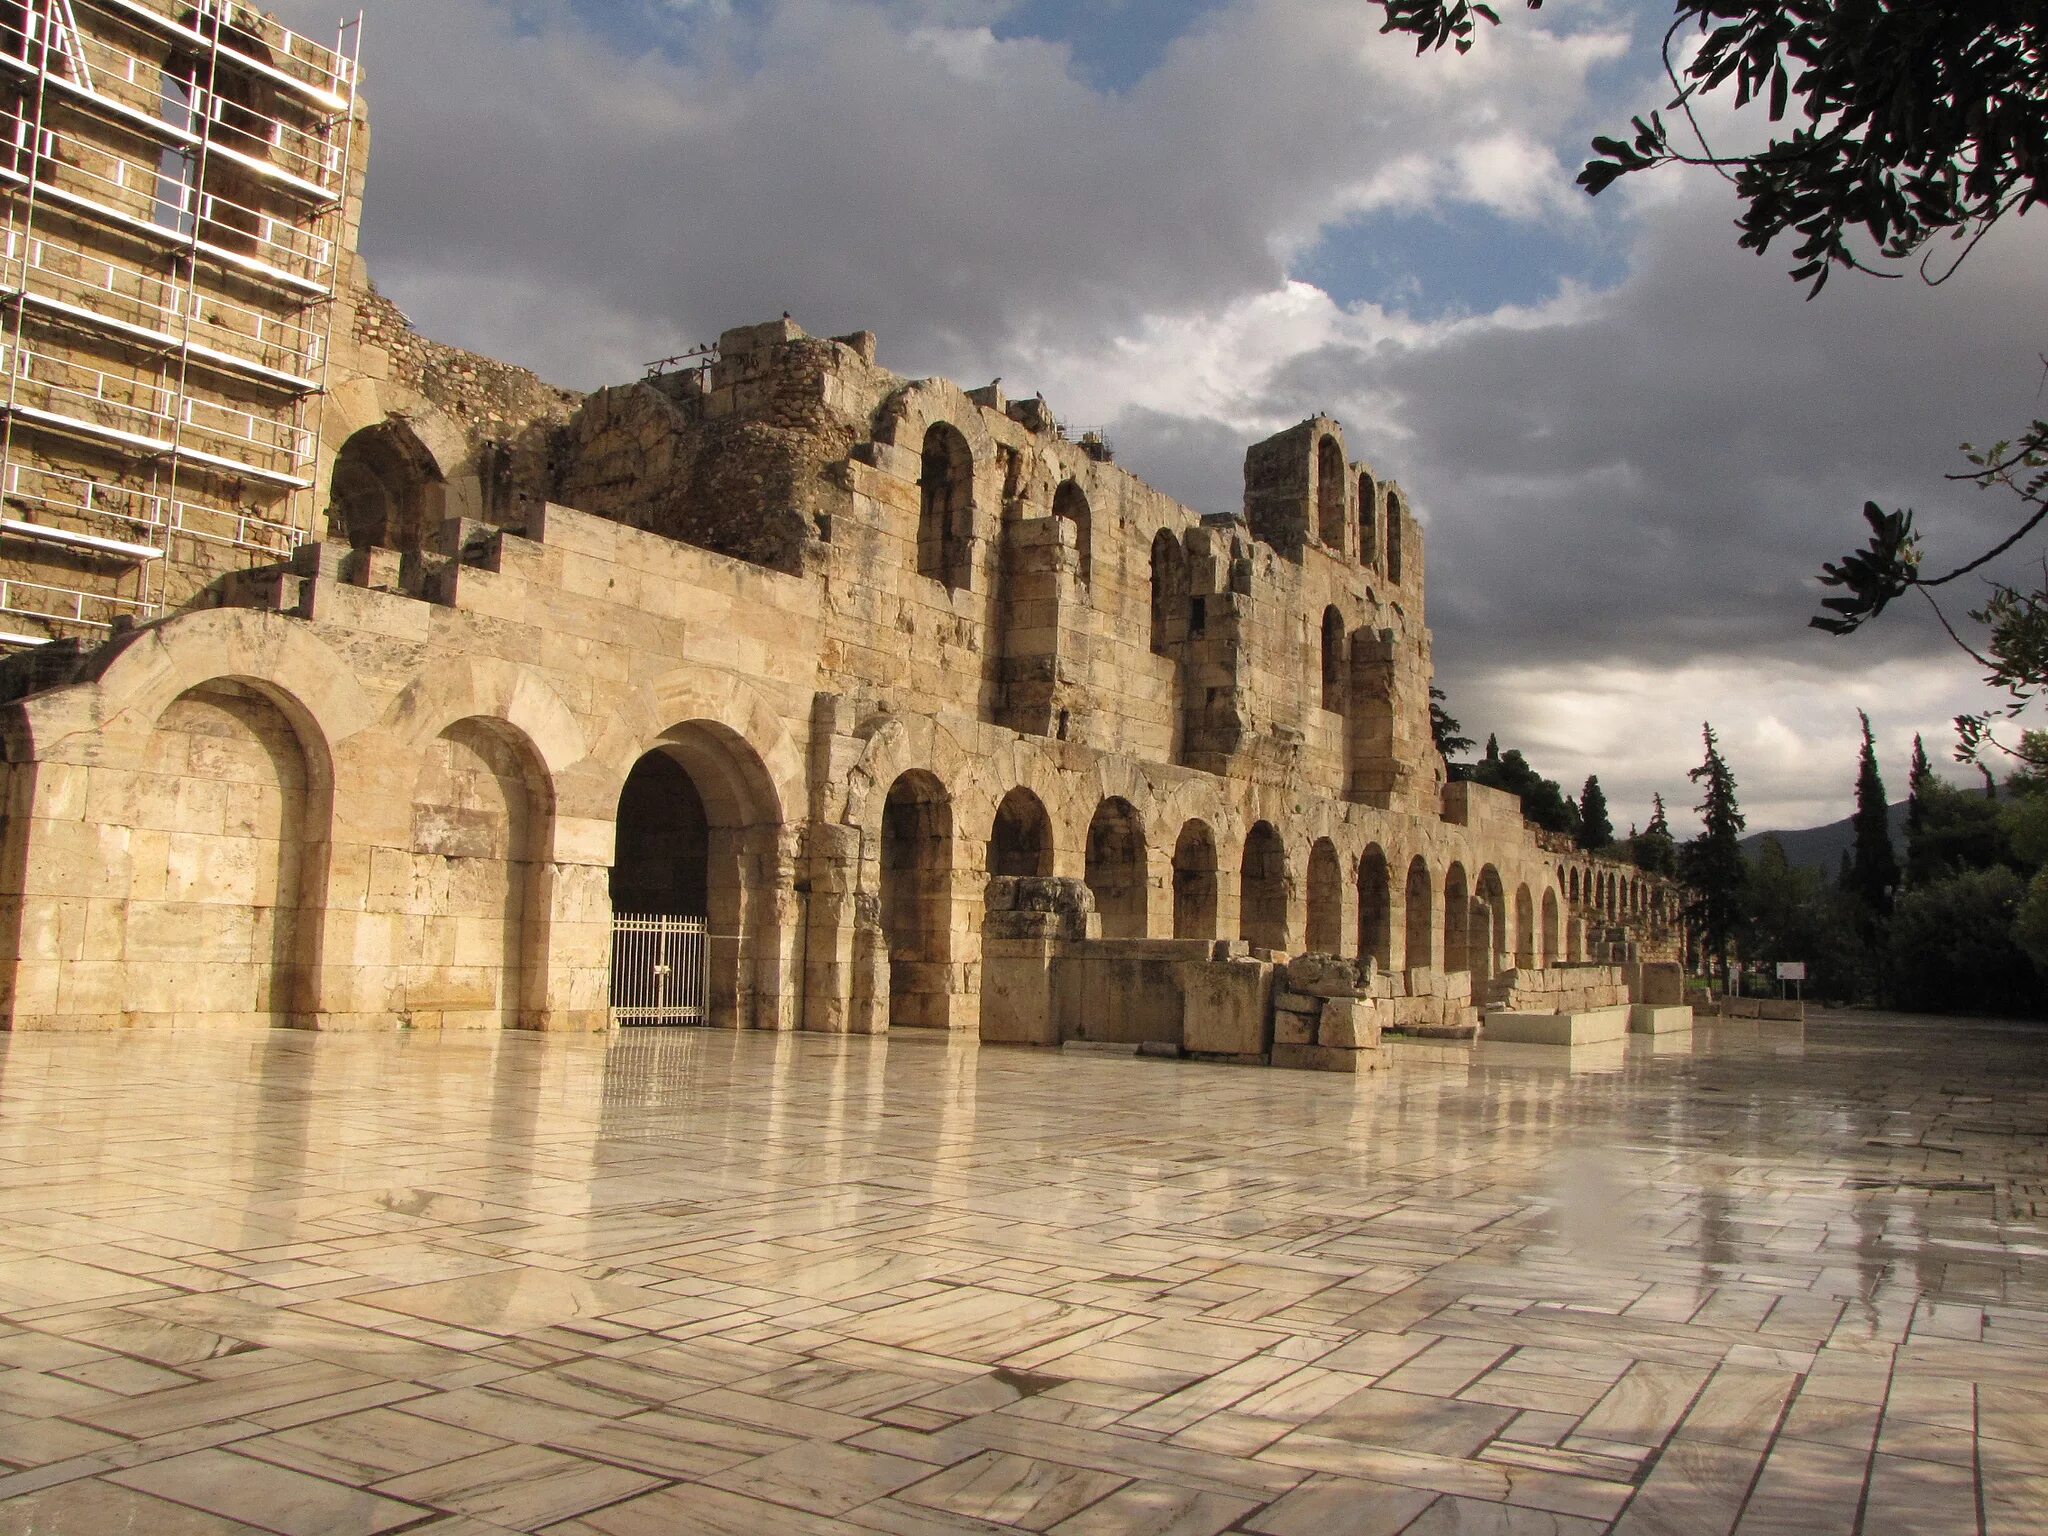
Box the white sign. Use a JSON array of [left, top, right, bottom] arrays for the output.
[[1776, 962, 1807, 981]]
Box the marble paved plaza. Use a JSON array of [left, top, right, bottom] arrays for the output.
[[2, 1016, 2046, 1535]]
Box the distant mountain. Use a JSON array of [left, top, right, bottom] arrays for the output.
[[1741, 801, 1908, 874]]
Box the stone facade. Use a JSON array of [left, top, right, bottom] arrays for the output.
[[0, 31, 1683, 1047]]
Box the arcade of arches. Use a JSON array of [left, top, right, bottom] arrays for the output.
[[0, 318, 1680, 1046]]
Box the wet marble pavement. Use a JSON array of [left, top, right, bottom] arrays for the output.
[[1, 1013, 2046, 1534]]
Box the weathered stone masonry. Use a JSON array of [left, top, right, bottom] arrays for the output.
[[0, 306, 1682, 1050]]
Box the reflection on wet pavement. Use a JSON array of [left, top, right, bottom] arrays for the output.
[[1, 1012, 2044, 1533]]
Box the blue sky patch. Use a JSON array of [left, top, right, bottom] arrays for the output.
[[1298, 200, 1631, 318], [992, 0, 1229, 92]]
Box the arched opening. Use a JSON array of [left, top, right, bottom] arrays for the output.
[[123, 680, 312, 1028], [1240, 822, 1288, 952], [1150, 529, 1188, 656], [1305, 839, 1342, 954], [405, 718, 548, 1030], [1357, 845, 1391, 970], [1053, 479, 1092, 584], [1568, 868, 1581, 905], [988, 787, 1053, 877], [1320, 606, 1346, 713], [1443, 863, 1470, 973], [1514, 884, 1535, 970], [1172, 820, 1218, 940], [1387, 493, 1405, 583], [1541, 889, 1560, 966], [881, 772, 954, 1030], [1085, 797, 1147, 939], [611, 724, 783, 1028], [1404, 856, 1432, 970], [1358, 472, 1379, 568], [1316, 435, 1346, 552], [328, 419, 446, 554], [918, 422, 974, 590]]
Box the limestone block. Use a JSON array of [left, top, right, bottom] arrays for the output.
[[1636, 962, 1686, 1005], [1484, 1005, 1630, 1045], [1274, 1007, 1316, 1046], [1758, 999, 1805, 1022], [1629, 1004, 1694, 1035], [980, 922, 1062, 1047], [1318, 996, 1382, 1050], [1179, 957, 1272, 1056], [1273, 990, 1319, 1016], [1726, 997, 1762, 1019]]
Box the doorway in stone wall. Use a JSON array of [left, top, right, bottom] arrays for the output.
[[610, 750, 711, 1025]]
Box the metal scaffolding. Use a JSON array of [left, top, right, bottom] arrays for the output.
[[0, 0, 360, 642]]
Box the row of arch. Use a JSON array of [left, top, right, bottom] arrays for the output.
[[918, 421, 1097, 592], [1316, 433, 1405, 582], [1565, 863, 1677, 926], [9, 604, 1673, 1035], [875, 776, 1579, 1028]]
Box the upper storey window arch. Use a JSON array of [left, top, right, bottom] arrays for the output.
[[1386, 491, 1405, 584], [1320, 606, 1346, 713], [1053, 479, 1092, 584], [1357, 472, 1379, 569], [918, 422, 974, 591], [1316, 436, 1346, 554], [1150, 529, 1187, 655]]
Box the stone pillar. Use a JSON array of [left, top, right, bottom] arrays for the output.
[[801, 822, 863, 1033], [978, 875, 1090, 1045], [526, 859, 612, 1031]]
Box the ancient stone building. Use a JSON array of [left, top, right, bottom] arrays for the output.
[[0, 2, 1680, 1053]]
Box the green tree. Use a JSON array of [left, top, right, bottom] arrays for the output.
[[1634, 792, 1678, 876], [1904, 734, 1933, 881], [1469, 743, 1581, 837], [1847, 711, 1899, 917], [1681, 723, 1747, 982], [1887, 867, 2040, 1015], [1430, 684, 1474, 767], [1910, 776, 2014, 883], [1744, 835, 1868, 1003], [1576, 775, 1612, 851]]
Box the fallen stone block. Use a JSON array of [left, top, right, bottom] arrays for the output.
[[1318, 996, 1382, 1051], [1485, 1006, 1631, 1046], [1629, 1004, 1694, 1035], [1758, 999, 1805, 1022], [1180, 957, 1273, 1056], [1274, 1008, 1317, 1046]]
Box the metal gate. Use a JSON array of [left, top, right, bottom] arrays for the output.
[[609, 913, 707, 1026]]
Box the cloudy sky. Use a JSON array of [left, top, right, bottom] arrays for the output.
[[273, 0, 2048, 833]]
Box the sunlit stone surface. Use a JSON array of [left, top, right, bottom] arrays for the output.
[[2, 1014, 2045, 1533]]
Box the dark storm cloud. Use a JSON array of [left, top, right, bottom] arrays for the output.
[[267, 0, 1622, 386]]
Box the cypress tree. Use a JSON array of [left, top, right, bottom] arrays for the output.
[[1577, 775, 1613, 851], [1905, 734, 1933, 887], [1635, 793, 1678, 875], [1848, 711, 1899, 917], [1681, 723, 1746, 983]]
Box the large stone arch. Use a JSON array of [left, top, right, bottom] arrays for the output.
[[374, 658, 585, 855], [589, 669, 802, 834], [319, 376, 478, 535], [396, 715, 554, 1030], [21, 607, 374, 771], [587, 669, 801, 1032]]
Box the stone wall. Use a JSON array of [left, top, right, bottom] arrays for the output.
[[0, 315, 1682, 1039]]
